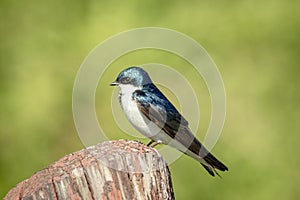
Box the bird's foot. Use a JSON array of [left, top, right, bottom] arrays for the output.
[[133, 139, 143, 144], [147, 140, 162, 148]]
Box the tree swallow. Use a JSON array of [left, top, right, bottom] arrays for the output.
[[110, 66, 228, 176]]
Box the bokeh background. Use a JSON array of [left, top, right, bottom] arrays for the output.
[[1, 0, 299, 199]]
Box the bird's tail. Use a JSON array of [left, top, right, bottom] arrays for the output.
[[200, 151, 228, 177], [165, 126, 228, 177]]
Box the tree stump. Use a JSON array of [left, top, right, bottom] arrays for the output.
[[4, 140, 174, 200]]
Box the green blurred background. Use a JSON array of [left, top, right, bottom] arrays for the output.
[[1, 0, 299, 199]]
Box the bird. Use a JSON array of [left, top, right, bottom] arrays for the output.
[[110, 66, 228, 176]]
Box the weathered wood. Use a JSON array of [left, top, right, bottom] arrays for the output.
[[4, 140, 174, 200]]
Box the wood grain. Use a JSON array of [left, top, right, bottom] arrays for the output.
[[4, 140, 174, 200]]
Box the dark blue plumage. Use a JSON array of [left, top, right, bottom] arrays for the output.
[[133, 83, 188, 122]]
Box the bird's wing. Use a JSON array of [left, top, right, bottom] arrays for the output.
[[132, 84, 198, 151], [133, 84, 228, 175], [132, 84, 188, 127]]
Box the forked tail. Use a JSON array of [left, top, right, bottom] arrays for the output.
[[201, 152, 228, 177]]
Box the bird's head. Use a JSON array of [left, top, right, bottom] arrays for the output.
[[110, 66, 152, 87]]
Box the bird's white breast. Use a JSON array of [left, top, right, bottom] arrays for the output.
[[118, 84, 162, 139]]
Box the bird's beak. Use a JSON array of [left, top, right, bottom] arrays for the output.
[[110, 81, 119, 86]]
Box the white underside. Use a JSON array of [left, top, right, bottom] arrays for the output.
[[118, 84, 170, 142]]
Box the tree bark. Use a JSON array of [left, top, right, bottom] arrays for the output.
[[4, 140, 174, 200]]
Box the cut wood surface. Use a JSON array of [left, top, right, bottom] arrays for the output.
[[4, 140, 174, 200]]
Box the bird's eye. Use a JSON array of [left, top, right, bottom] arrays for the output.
[[121, 77, 130, 83]]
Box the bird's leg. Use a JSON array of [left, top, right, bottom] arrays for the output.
[[147, 140, 155, 146], [149, 140, 163, 148]]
